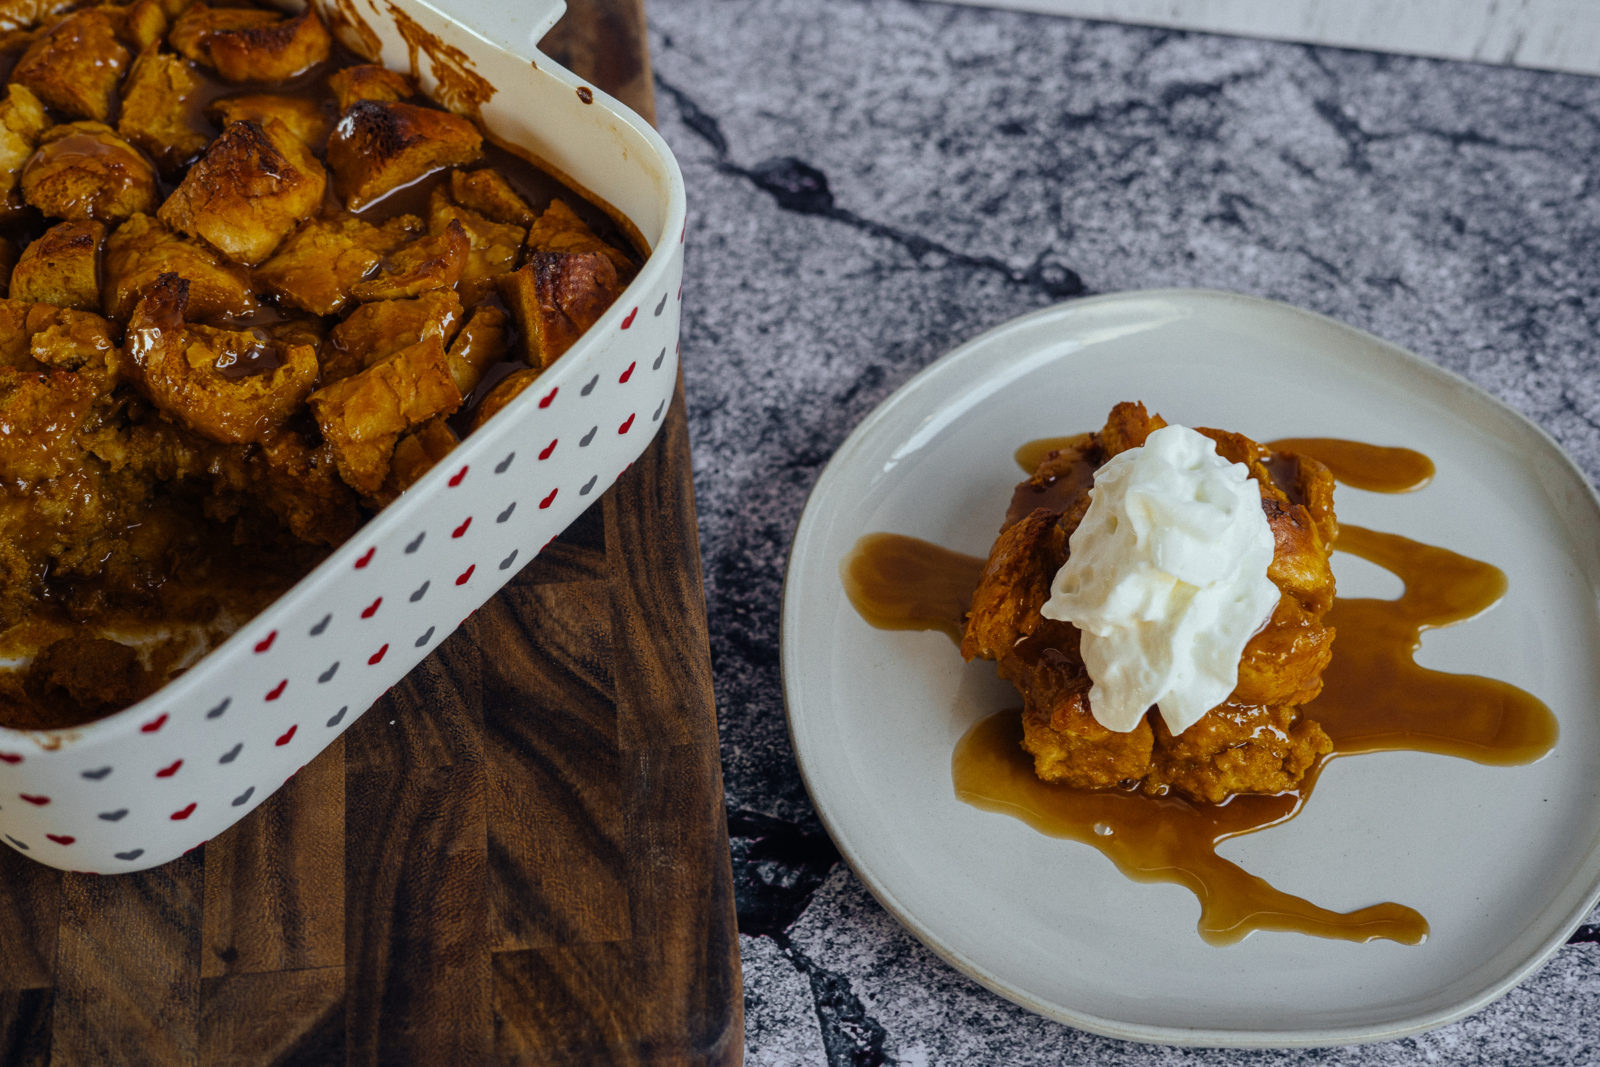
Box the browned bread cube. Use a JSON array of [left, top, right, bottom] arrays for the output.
[[428, 185, 523, 305], [445, 303, 510, 396], [121, 0, 169, 50], [117, 47, 212, 172], [348, 218, 469, 302], [0, 299, 117, 374], [322, 289, 463, 384], [450, 167, 536, 228], [0, 83, 49, 212], [467, 366, 538, 432], [208, 93, 333, 150], [326, 64, 413, 111], [308, 335, 462, 495], [374, 416, 458, 504], [10, 220, 104, 311], [257, 214, 421, 316], [169, 4, 331, 83], [525, 197, 635, 278], [158, 118, 327, 265], [102, 213, 257, 320], [126, 273, 317, 444], [21, 122, 160, 222], [496, 249, 623, 369], [25, 305, 119, 376], [10, 9, 129, 123], [326, 100, 481, 210]]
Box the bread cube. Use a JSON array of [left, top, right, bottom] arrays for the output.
[[209, 94, 333, 150], [497, 250, 623, 369], [117, 47, 212, 172], [468, 366, 538, 432], [428, 186, 523, 304], [327, 64, 413, 111], [158, 118, 327, 265], [449, 167, 536, 228], [308, 335, 462, 494], [375, 417, 457, 504], [25, 304, 119, 376], [170, 4, 331, 83], [322, 289, 463, 383], [257, 214, 421, 316], [348, 218, 468, 302], [10, 220, 104, 311], [21, 122, 160, 222], [445, 303, 510, 396], [9, 8, 129, 123], [126, 273, 318, 444], [121, 0, 169, 50], [526, 197, 636, 278], [0, 84, 50, 213], [0, 300, 111, 374], [326, 100, 481, 210], [103, 213, 257, 320]]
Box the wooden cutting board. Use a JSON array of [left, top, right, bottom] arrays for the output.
[[0, 2, 744, 1062]]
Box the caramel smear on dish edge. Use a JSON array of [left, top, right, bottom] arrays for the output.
[[840, 438, 1557, 946]]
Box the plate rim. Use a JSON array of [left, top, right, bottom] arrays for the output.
[[779, 286, 1600, 1048]]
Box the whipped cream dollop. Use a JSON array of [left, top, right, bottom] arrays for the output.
[[1040, 424, 1279, 735]]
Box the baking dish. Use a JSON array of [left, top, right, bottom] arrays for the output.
[[0, 0, 686, 873]]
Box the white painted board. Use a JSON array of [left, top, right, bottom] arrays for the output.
[[931, 0, 1600, 76]]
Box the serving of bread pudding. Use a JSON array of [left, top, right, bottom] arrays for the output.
[[961, 402, 1340, 803]]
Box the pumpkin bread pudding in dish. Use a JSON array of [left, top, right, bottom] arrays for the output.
[[0, 0, 638, 728]]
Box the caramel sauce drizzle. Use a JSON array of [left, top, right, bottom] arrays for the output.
[[385, 1, 494, 121], [1013, 434, 1087, 475], [1267, 437, 1435, 493], [841, 438, 1557, 945], [840, 533, 985, 645]]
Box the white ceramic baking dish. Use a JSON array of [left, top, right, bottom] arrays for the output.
[[0, 0, 685, 872]]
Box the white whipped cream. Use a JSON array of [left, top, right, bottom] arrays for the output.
[[1039, 424, 1278, 735]]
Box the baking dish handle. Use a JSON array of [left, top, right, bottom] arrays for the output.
[[416, 0, 568, 60]]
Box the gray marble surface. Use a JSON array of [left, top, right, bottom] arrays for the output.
[[642, 0, 1600, 1061]]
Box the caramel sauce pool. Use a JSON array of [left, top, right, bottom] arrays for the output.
[[841, 438, 1557, 945], [840, 534, 985, 645]]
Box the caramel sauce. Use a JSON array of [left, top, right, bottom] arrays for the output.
[[33, 131, 127, 164], [1005, 441, 1095, 527], [951, 712, 1422, 944], [1268, 437, 1436, 492], [213, 333, 285, 379], [384, 1, 494, 121], [1310, 524, 1555, 762], [840, 438, 1557, 945], [840, 533, 985, 645], [322, 0, 384, 61], [1013, 434, 1088, 474]]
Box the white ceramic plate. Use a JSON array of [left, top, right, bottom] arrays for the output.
[[780, 289, 1600, 1047]]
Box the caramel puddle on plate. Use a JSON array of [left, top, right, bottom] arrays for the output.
[[840, 439, 1558, 945]]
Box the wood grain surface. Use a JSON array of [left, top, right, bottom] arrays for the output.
[[0, 2, 744, 1063]]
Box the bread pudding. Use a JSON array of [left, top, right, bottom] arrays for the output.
[[0, 0, 638, 728], [961, 401, 1339, 803]]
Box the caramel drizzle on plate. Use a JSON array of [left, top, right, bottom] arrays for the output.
[[840, 438, 1557, 945]]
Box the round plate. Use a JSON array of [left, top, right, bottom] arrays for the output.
[[780, 289, 1600, 1047]]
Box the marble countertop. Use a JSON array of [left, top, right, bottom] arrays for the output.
[[642, 0, 1600, 1060]]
